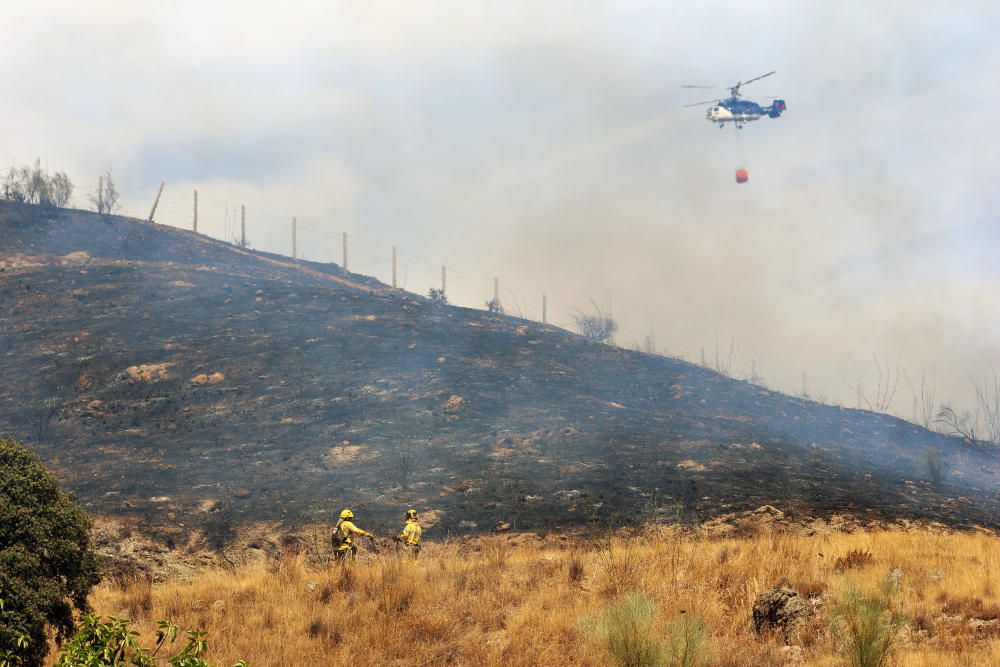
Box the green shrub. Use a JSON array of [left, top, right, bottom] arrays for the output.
[[0, 437, 102, 666], [831, 583, 906, 667], [582, 593, 666, 667], [0, 598, 30, 667], [924, 448, 950, 486], [427, 287, 448, 304], [55, 615, 247, 667], [664, 614, 708, 667]]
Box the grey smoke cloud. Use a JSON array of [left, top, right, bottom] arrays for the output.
[[1, 0, 998, 415]]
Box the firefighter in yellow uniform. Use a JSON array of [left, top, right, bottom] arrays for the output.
[[395, 508, 422, 560], [332, 509, 374, 562]]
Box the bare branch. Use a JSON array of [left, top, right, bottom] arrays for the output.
[[572, 298, 618, 344], [88, 169, 121, 215], [935, 404, 977, 442], [903, 366, 937, 429], [973, 369, 1000, 446]]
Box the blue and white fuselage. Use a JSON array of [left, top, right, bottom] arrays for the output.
[[707, 98, 786, 128]]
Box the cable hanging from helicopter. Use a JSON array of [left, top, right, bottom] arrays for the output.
[[681, 71, 786, 184]]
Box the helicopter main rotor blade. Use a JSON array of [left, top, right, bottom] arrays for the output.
[[683, 99, 719, 107], [740, 71, 775, 87], [680, 85, 717, 89]]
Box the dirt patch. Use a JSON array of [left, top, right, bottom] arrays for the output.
[[327, 445, 379, 467], [64, 250, 92, 264], [122, 363, 173, 382], [677, 459, 710, 472], [191, 372, 225, 385], [442, 395, 466, 413], [0, 254, 46, 269]]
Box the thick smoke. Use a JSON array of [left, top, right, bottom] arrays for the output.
[[1, 0, 998, 414]]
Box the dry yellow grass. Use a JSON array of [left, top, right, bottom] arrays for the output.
[[62, 525, 1000, 666]]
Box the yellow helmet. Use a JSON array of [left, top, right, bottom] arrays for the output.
[[406, 509, 418, 519], [340, 509, 354, 519]]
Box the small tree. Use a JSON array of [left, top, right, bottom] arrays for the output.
[[88, 169, 121, 215], [427, 287, 448, 305], [48, 172, 74, 208], [935, 404, 976, 442], [903, 366, 937, 429], [1, 166, 24, 203], [573, 298, 618, 344], [0, 160, 73, 208], [973, 370, 1000, 447], [391, 440, 420, 488], [0, 437, 102, 666], [851, 354, 900, 414]]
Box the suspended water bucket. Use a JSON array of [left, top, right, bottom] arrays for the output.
[[735, 168, 749, 184]]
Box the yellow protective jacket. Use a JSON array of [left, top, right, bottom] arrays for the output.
[[399, 519, 421, 546], [335, 519, 373, 551]]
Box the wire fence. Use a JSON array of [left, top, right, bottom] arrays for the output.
[[104, 180, 570, 329], [10, 170, 981, 424]]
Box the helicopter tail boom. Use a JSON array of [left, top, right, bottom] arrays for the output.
[[767, 99, 787, 118]]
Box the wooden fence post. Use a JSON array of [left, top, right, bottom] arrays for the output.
[[240, 204, 246, 247], [148, 181, 164, 223]]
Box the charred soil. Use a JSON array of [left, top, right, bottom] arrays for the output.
[[2, 202, 999, 544]]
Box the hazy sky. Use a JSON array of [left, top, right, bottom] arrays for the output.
[[3, 1, 999, 417]]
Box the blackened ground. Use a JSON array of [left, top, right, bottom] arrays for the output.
[[1, 201, 998, 543]]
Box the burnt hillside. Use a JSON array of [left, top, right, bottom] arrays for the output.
[[1, 201, 998, 542]]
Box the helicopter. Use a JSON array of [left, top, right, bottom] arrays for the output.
[[682, 71, 786, 128]]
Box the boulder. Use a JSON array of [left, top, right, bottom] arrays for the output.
[[753, 586, 812, 639]]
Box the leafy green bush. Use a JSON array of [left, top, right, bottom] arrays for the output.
[[0, 437, 102, 666], [582, 593, 666, 667], [55, 615, 247, 667], [831, 583, 906, 667], [0, 598, 30, 667]]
